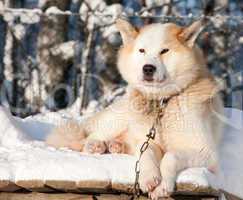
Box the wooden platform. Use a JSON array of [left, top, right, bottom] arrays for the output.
[[1, 179, 242, 200], [0, 192, 220, 200], [0, 180, 219, 194], [0, 180, 221, 200]]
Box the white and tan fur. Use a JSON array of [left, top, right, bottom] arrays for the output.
[[46, 19, 223, 199]]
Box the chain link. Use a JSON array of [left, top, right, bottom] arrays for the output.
[[132, 98, 167, 199]]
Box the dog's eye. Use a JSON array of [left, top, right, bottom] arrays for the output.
[[139, 48, 145, 53], [160, 48, 169, 55]]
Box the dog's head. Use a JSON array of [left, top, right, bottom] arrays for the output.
[[116, 19, 207, 99]]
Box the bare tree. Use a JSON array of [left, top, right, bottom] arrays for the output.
[[2, 0, 14, 108], [26, 0, 71, 112]]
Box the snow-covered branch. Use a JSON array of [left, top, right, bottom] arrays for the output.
[[0, 6, 243, 23]]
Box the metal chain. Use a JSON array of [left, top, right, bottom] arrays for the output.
[[132, 98, 167, 199]]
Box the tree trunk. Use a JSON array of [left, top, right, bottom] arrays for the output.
[[27, 0, 70, 111], [2, 0, 14, 108]]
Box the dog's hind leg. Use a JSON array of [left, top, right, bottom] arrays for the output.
[[46, 121, 87, 151]]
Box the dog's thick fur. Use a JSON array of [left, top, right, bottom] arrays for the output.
[[46, 19, 223, 199]]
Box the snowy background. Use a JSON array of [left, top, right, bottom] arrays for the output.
[[0, 0, 242, 117]]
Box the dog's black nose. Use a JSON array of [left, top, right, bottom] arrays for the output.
[[143, 64, 156, 81]]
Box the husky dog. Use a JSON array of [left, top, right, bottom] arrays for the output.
[[46, 19, 223, 199]]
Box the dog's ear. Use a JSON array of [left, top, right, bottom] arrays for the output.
[[179, 20, 205, 47], [116, 18, 138, 44]]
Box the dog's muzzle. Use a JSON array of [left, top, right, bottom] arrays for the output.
[[143, 64, 156, 82]]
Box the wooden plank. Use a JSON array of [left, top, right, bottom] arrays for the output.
[[16, 180, 53, 192], [0, 180, 222, 200], [2, 179, 220, 196], [96, 194, 150, 200], [112, 182, 219, 197], [96, 194, 133, 200], [77, 180, 111, 190], [0, 180, 21, 192], [172, 196, 216, 200], [90, 194, 218, 200], [111, 183, 134, 193], [175, 183, 219, 196], [0, 193, 220, 200], [45, 180, 78, 192], [0, 193, 94, 200]]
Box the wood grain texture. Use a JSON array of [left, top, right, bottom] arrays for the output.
[[77, 180, 111, 190], [45, 180, 77, 191], [0, 193, 94, 200], [111, 183, 134, 193], [0, 180, 21, 192], [0, 180, 224, 200], [0, 180, 220, 195], [0, 192, 220, 200], [175, 183, 219, 196], [16, 180, 53, 192]]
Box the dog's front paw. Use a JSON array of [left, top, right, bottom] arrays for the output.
[[83, 140, 107, 154], [140, 176, 161, 193], [149, 178, 175, 200], [139, 170, 161, 193], [107, 140, 125, 154]]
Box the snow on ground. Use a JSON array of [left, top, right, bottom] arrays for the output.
[[208, 108, 243, 198], [0, 106, 242, 198]]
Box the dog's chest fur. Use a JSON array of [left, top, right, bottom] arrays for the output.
[[125, 77, 221, 155]]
